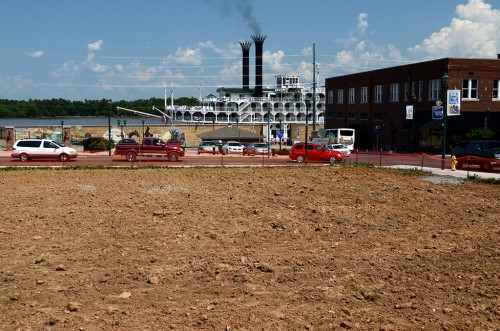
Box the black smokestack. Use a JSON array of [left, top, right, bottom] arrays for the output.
[[239, 40, 252, 90], [251, 34, 267, 98]]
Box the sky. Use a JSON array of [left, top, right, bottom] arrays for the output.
[[1, 0, 500, 101]]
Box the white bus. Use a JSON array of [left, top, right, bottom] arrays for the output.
[[312, 128, 355, 150]]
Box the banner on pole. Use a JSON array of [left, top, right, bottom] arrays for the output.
[[432, 100, 443, 120], [406, 105, 413, 120], [447, 90, 460, 116]]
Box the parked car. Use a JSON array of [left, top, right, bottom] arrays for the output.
[[243, 142, 269, 155], [326, 143, 351, 157], [11, 139, 78, 162], [289, 142, 343, 163], [222, 141, 244, 154], [451, 140, 500, 171], [198, 141, 220, 154]]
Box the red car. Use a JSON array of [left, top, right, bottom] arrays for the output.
[[289, 142, 344, 163]]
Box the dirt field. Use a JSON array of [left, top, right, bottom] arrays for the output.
[[0, 166, 498, 330]]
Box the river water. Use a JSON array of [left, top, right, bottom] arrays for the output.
[[0, 117, 165, 127]]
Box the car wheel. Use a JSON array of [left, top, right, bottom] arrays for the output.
[[168, 152, 179, 162], [126, 151, 137, 162], [59, 153, 69, 162], [19, 153, 29, 162], [296, 155, 305, 163], [197, 149, 201, 155]]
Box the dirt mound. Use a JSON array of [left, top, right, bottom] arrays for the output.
[[1, 166, 498, 330]]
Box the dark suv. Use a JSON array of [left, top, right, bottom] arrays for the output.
[[289, 142, 344, 163], [452, 140, 500, 171]]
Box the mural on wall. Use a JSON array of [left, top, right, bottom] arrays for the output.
[[13, 127, 63, 141], [161, 128, 185, 143], [102, 128, 125, 143], [142, 126, 185, 143]]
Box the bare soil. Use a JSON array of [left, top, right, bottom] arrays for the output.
[[1, 166, 498, 330]]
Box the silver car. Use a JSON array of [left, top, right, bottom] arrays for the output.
[[11, 139, 78, 162], [326, 144, 351, 157], [222, 141, 244, 154]]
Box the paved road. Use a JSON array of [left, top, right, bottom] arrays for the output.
[[1, 149, 499, 180]]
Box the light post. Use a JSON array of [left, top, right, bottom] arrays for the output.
[[141, 119, 145, 142], [441, 72, 449, 170], [117, 119, 126, 139], [410, 94, 417, 153], [279, 119, 282, 151], [108, 103, 112, 156], [484, 107, 490, 129], [60, 120, 64, 144], [236, 117, 240, 145], [305, 100, 309, 162], [267, 108, 271, 158]]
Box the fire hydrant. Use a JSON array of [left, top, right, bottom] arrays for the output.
[[451, 155, 458, 171]]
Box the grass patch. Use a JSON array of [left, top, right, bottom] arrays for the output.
[[467, 174, 500, 184]]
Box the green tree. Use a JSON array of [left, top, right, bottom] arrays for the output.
[[465, 128, 495, 140]]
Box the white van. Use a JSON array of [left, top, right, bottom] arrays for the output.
[[11, 139, 78, 162]]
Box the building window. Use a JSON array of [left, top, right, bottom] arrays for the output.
[[336, 112, 344, 119], [326, 112, 334, 119], [348, 88, 355, 104], [404, 82, 409, 102], [374, 113, 383, 121], [348, 112, 356, 120], [337, 89, 344, 104], [327, 90, 334, 104], [429, 79, 440, 100], [418, 81, 423, 101], [462, 79, 478, 100], [361, 86, 368, 103], [390, 83, 399, 102], [360, 112, 368, 120], [494, 79, 500, 100], [374, 85, 382, 103]]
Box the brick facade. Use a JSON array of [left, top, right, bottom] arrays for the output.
[[325, 57, 500, 152]]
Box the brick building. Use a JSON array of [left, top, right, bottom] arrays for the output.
[[325, 56, 500, 152]]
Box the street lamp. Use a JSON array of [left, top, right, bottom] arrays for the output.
[[117, 119, 127, 139], [441, 72, 449, 170], [305, 99, 310, 162], [410, 94, 417, 153], [108, 103, 112, 156], [267, 108, 271, 158], [142, 119, 145, 142], [60, 120, 64, 144]]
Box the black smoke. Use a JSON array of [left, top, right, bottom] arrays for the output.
[[206, 0, 261, 34]]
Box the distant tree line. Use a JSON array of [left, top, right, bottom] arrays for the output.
[[0, 97, 200, 118]]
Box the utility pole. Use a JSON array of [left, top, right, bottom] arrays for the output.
[[312, 43, 317, 131]]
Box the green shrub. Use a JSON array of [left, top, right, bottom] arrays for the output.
[[82, 137, 115, 151]]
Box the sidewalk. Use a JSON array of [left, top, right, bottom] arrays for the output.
[[385, 165, 500, 180]]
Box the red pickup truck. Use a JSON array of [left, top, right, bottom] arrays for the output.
[[114, 138, 185, 162]]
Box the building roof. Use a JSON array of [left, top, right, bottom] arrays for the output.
[[197, 126, 264, 141]]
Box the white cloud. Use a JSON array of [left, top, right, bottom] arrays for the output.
[[91, 63, 108, 73], [27, 50, 44, 58], [87, 40, 103, 51], [357, 13, 368, 33], [409, 0, 500, 59], [164, 47, 204, 65]]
